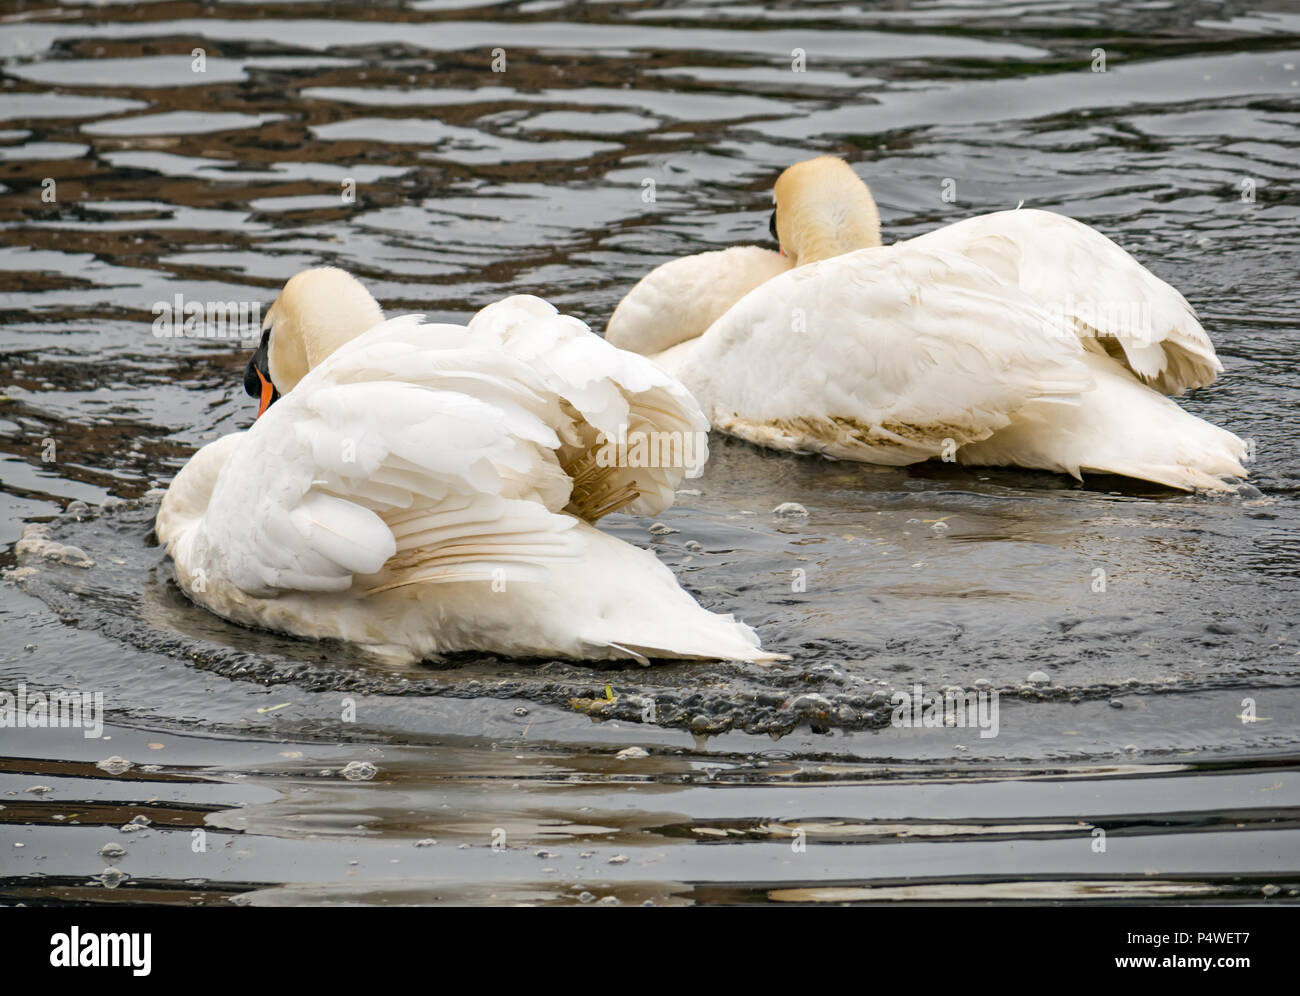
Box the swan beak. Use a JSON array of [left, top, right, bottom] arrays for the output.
[[255, 370, 277, 418], [244, 324, 280, 419]]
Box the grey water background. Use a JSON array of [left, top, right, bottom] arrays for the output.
[[1, 0, 1298, 905]]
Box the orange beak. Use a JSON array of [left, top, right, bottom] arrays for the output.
[[256, 369, 276, 419]]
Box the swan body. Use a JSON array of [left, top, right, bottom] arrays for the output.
[[607, 156, 1246, 491], [157, 270, 776, 665]]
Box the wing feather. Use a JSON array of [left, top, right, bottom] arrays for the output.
[[679, 246, 1094, 463], [907, 209, 1221, 394], [469, 295, 710, 519], [193, 316, 582, 597]]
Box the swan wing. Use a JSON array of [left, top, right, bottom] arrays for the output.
[[469, 294, 709, 519], [683, 246, 1094, 464], [185, 315, 582, 597], [906, 209, 1221, 395]]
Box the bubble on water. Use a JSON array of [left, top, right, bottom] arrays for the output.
[[15, 523, 94, 568], [598, 895, 619, 906], [340, 761, 377, 781], [1109, 699, 1124, 708], [683, 540, 703, 553], [95, 868, 128, 889], [648, 522, 678, 536], [98, 842, 126, 862], [414, 838, 437, 847], [25, 785, 52, 795], [514, 706, 529, 716], [577, 891, 595, 903], [786, 693, 834, 717], [1027, 671, 1051, 686], [616, 746, 649, 759], [95, 756, 133, 775], [608, 854, 629, 864], [1262, 884, 1280, 896], [930, 521, 949, 534], [773, 502, 809, 518]]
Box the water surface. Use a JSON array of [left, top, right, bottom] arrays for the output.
[[1, 0, 1298, 905]]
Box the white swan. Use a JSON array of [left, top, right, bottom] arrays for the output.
[[156, 267, 778, 665], [607, 156, 1247, 491]]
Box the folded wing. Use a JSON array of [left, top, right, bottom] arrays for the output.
[[683, 246, 1095, 464], [906, 209, 1221, 395], [469, 294, 709, 519], [196, 316, 582, 598]]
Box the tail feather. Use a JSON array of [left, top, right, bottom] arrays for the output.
[[959, 352, 1246, 492], [558, 522, 785, 663]]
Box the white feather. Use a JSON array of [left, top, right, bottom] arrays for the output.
[[157, 303, 778, 664], [906, 209, 1222, 395], [609, 212, 1244, 491]]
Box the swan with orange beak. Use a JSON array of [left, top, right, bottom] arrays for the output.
[[158, 267, 779, 665], [242, 325, 278, 418], [606, 155, 1246, 492]]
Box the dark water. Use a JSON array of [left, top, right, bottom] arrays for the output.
[[2, 0, 1298, 905]]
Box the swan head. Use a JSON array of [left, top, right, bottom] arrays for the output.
[[244, 266, 383, 417], [770, 156, 881, 266]]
